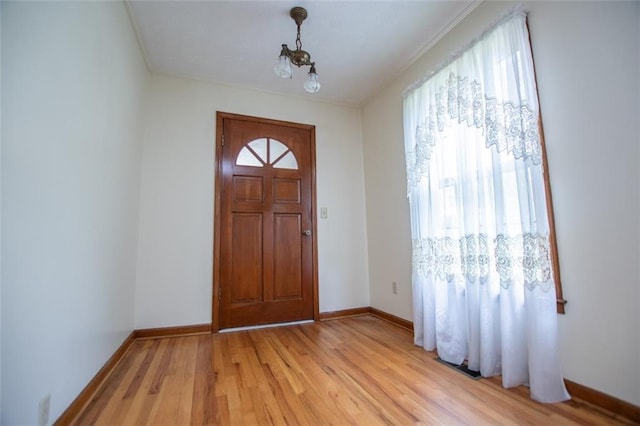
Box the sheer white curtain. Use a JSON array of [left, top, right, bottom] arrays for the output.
[[403, 13, 569, 403]]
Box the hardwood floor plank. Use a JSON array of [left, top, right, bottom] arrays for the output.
[[91, 341, 155, 426], [116, 339, 169, 425], [72, 316, 634, 425], [71, 340, 146, 425], [190, 335, 216, 425], [122, 339, 161, 399]]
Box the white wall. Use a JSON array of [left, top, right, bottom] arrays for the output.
[[134, 75, 369, 328], [1, 2, 148, 423], [362, 1, 639, 406]]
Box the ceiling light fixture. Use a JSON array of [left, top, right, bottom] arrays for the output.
[[274, 7, 321, 94]]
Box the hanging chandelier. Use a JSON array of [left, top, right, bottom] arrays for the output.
[[273, 6, 321, 93]]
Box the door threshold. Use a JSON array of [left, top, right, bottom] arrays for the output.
[[219, 319, 314, 333]]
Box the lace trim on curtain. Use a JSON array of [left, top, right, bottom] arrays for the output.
[[406, 72, 542, 194], [412, 233, 552, 291]]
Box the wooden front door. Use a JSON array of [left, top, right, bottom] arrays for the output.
[[214, 112, 318, 330]]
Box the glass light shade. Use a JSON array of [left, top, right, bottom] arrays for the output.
[[303, 71, 321, 93], [274, 55, 293, 79]]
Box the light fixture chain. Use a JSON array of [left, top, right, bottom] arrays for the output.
[[296, 24, 302, 51]]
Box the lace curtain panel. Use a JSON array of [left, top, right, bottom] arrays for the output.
[[403, 12, 569, 403]]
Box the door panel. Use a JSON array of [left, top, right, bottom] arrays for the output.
[[273, 178, 301, 203], [231, 213, 263, 303], [273, 214, 302, 300], [215, 113, 317, 329], [233, 176, 264, 203]]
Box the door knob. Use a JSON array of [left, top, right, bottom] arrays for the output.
[[302, 230, 312, 236]]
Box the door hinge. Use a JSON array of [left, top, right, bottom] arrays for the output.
[[221, 134, 225, 146], [218, 287, 222, 300]]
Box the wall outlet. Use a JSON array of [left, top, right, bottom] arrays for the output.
[[38, 394, 50, 426], [392, 281, 398, 295]]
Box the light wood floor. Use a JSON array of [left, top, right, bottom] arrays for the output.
[[73, 316, 630, 425]]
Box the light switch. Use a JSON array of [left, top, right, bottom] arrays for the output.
[[320, 207, 328, 219]]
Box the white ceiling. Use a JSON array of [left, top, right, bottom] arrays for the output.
[[126, 1, 479, 106]]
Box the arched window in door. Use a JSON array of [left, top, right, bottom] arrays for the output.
[[236, 138, 298, 170]]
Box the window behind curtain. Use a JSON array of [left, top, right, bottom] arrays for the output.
[[402, 12, 569, 403]]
